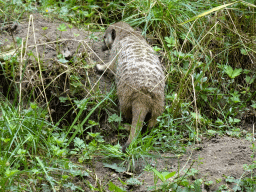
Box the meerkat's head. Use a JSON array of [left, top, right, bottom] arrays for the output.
[[102, 28, 116, 51], [101, 21, 142, 52]]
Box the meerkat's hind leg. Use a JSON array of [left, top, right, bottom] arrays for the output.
[[148, 118, 157, 128], [124, 124, 131, 131], [122, 102, 149, 153]]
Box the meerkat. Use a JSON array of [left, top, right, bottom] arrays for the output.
[[96, 21, 165, 152]]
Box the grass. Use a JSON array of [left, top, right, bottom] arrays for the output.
[[0, 0, 256, 191]]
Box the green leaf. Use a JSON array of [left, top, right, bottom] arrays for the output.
[[153, 46, 162, 52], [108, 114, 122, 123], [191, 112, 203, 120], [173, 50, 185, 59], [58, 58, 69, 63], [57, 23, 67, 32], [205, 180, 213, 186], [126, 178, 142, 186], [205, 87, 217, 92], [230, 68, 242, 78], [162, 171, 176, 180], [118, 178, 127, 185], [16, 37, 22, 46], [108, 181, 126, 192], [224, 65, 233, 77], [30, 102, 38, 109], [225, 176, 237, 183], [230, 96, 240, 103], [152, 169, 175, 182], [228, 117, 241, 124], [245, 75, 255, 84], [74, 98, 88, 109], [152, 168, 165, 181], [240, 48, 248, 55], [224, 65, 242, 79], [88, 132, 100, 138], [194, 179, 202, 192], [5, 169, 19, 177], [59, 96, 68, 103], [200, 94, 207, 102], [62, 175, 69, 180], [243, 69, 250, 74], [215, 118, 224, 125], [88, 120, 98, 126], [103, 163, 126, 173], [74, 137, 85, 148], [165, 36, 176, 47], [233, 185, 242, 191], [71, 6, 80, 11], [179, 178, 190, 187], [251, 102, 256, 109]]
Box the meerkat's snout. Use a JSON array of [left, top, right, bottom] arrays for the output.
[[102, 29, 116, 51]]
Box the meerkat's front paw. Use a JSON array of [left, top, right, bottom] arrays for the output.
[[96, 64, 107, 72], [124, 124, 131, 131]]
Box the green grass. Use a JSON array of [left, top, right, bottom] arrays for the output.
[[0, 0, 256, 191]]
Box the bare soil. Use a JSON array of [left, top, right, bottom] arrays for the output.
[[1, 14, 255, 191], [85, 135, 255, 191]]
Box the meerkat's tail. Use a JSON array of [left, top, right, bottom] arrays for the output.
[[122, 100, 149, 152]]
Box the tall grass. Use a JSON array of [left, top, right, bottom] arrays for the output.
[[0, 98, 53, 190]]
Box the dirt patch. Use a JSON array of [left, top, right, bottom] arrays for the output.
[[180, 136, 256, 191], [0, 13, 113, 123], [0, 13, 111, 91], [85, 136, 255, 191]]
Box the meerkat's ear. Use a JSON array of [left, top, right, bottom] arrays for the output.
[[111, 29, 116, 41]]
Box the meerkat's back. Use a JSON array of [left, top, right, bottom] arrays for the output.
[[96, 22, 165, 152]]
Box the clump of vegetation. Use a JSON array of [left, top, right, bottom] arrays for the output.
[[0, 0, 255, 191]]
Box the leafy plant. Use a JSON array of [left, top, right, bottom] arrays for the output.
[[152, 168, 176, 186], [224, 65, 243, 79], [108, 181, 126, 192], [103, 163, 126, 173]]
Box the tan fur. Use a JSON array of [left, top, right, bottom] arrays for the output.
[[96, 22, 165, 152]]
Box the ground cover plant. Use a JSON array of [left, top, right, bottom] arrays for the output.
[[0, 0, 255, 191]]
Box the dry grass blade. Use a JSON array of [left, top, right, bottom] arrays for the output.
[[179, 1, 238, 25], [29, 14, 53, 122]]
